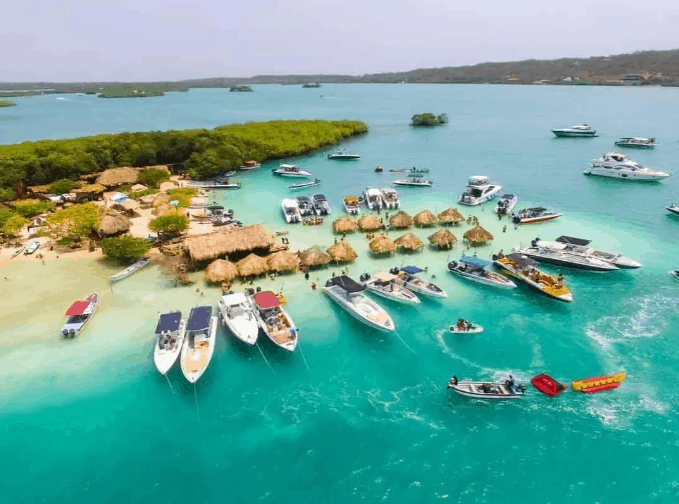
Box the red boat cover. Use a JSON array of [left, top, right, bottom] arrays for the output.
[[532, 374, 566, 396], [254, 291, 280, 309], [65, 300, 90, 317]]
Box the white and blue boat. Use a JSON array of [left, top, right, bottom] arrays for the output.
[[391, 265, 447, 298], [448, 255, 517, 289]]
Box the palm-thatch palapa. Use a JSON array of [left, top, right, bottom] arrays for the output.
[[267, 250, 300, 273], [299, 245, 331, 268], [413, 209, 438, 227], [98, 212, 131, 236], [358, 214, 382, 232], [185, 225, 275, 263], [203, 259, 238, 284], [394, 233, 424, 252], [332, 217, 358, 234], [96, 167, 140, 188], [464, 225, 494, 245], [389, 211, 413, 229], [428, 228, 457, 250], [369, 235, 396, 255], [327, 241, 358, 263], [237, 253, 270, 277], [437, 208, 465, 226]]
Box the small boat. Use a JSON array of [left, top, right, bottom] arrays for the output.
[[311, 193, 331, 215], [669, 270, 678, 282], [391, 266, 447, 298], [249, 290, 298, 351], [153, 311, 187, 375], [531, 374, 567, 396], [24, 240, 40, 255], [523, 236, 641, 269], [289, 178, 321, 191], [494, 194, 517, 215], [240, 160, 261, 170], [666, 204, 679, 216], [186, 181, 241, 189], [380, 188, 400, 210], [281, 198, 302, 224], [358, 272, 421, 305], [512, 207, 562, 225], [551, 124, 597, 138], [343, 195, 361, 215], [324, 275, 395, 332], [374, 166, 383, 173], [218, 292, 259, 345], [328, 149, 360, 160], [362, 188, 383, 211], [296, 196, 315, 217], [61, 292, 98, 338], [571, 371, 626, 394], [389, 168, 406, 173], [109, 258, 150, 283], [615, 137, 657, 149], [447, 375, 526, 399], [458, 176, 502, 206], [447, 255, 517, 289], [514, 239, 618, 272], [493, 252, 573, 302], [408, 167, 429, 174], [180, 306, 218, 384], [11, 247, 24, 258], [272, 164, 313, 178], [585, 152, 670, 181], [393, 175, 433, 187], [449, 320, 484, 334]]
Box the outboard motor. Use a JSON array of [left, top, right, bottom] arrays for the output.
[[246, 287, 255, 295], [447, 376, 459, 388], [256, 286, 262, 292], [512, 215, 520, 224], [325, 279, 333, 288], [69, 329, 76, 338], [389, 267, 400, 275], [359, 273, 370, 282], [491, 254, 498, 260], [448, 261, 457, 270]]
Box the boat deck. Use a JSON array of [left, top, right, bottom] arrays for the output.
[[184, 338, 210, 372], [265, 313, 296, 344]]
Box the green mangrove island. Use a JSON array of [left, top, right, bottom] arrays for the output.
[[86, 84, 189, 98], [0, 100, 15, 107]]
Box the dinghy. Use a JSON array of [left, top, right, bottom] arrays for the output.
[[110, 258, 150, 283], [447, 375, 526, 399], [531, 374, 567, 396]]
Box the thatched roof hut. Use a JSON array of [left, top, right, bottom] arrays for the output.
[[299, 245, 331, 268], [428, 228, 457, 250], [237, 253, 270, 277], [413, 209, 438, 227], [464, 225, 494, 245], [394, 233, 424, 252], [358, 215, 382, 232], [96, 167, 139, 188], [98, 213, 131, 236], [153, 193, 171, 207], [369, 235, 396, 254], [389, 211, 413, 229], [327, 241, 358, 263], [438, 208, 465, 225], [185, 225, 276, 263], [130, 184, 148, 193], [268, 250, 300, 273], [203, 259, 238, 284], [332, 217, 358, 234]]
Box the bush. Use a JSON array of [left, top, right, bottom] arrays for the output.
[[167, 188, 196, 207], [0, 187, 14, 202], [49, 179, 77, 194], [0, 209, 18, 229], [138, 168, 170, 188], [149, 214, 188, 233], [46, 202, 100, 240], [4, 215, 28, 236], [14, 200, 55, 218], [100, 236, 150, 260], [133, 149, 157, 167]]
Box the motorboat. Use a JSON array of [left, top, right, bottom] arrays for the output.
[[523, 236, 642, 269], [551, 124, 597, 138], [327, 149, 360, 160], [249, 290, 298, 351], [240, 160, 261, 170], [512, 207, 562, 225], [343, 195, 361, 215], [311, 193, 331, 215], [447, 255, 517, 289], [492, 252, 573, 302], [585, 152, 670, 181], [391, 266, 447, 298], [449, 320, 484, 334], [615, 137, 656, 149], [393, 175, 433, 187], [458, 176, 502, 206], [323, 275, 395, 332], [668, 204, 679, 216], [180, 306, 218, 384], [374, 166, 383, 172], [281, 198, 302, 223], [61, 292, 99, 338], [218, 292, 259, 345], [358, 272, 421, 305], [494, 194, 517, 215], [153, 311, 187, 375], [212, 215, 241, 227], [514, 239, 618, 272], [272, 164, 313, 178], [289, 178, 321, 191], [408, 167, 429, 174], [24, 240, 40, 255], [380, 188, 400, 210], [531, 374, 567, 396], [389, 168, 406, 173], [571, 371, 626, 394], [110, 258, 150, 283], [447, 375, 526, 399], [669, 270, 679, 282], [362, 188, 383, 211], [296, 196, 315, 217], [11, 246, 24, 258]]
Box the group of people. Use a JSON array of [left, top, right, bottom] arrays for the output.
[[456, 318, 471, 331]]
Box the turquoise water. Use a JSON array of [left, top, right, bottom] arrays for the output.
[[2, 85, 679, 503]]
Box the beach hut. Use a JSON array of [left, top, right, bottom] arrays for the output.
[[369, 235, 396, 255], [332, 217, 358, 234], [299, 245, 331, 268], [184, 225, 275, 263], [413, 210, 438, 227], [394, 233, 424, 252], [437, 208, 465, 226], [389, 211, 413, 229], [237, 253, 270, 277], [358, 215, 382, 232], [98, 213, 131, 236], [203, 259, 238, 284], [327, 241, 358, 263], [464, 225, 494, 245], [428, 228, 457, 250], [267, 250, 300, 273], [96, 167, 140, 188]]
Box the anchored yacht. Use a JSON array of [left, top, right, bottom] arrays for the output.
[[551, 124, 597, 138], [362, 188, 383, 211], [585, 152, 670, 181], [514, 241, 618, 272], [328, 149, 360, 160], [380, 188, 400, 209], [272, 164, 313, 178], [281, 198, 302, 223], [521, 236, 642, 269], [324, 275, 395, 332], [458, 176, 502, 206], [494, 194, 517, 215], [615, 137, 656, 149]]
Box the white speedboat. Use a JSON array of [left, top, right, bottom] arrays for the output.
[[447, 255, 517, 289], [328, 149, 360, 160], [380, 188, 400, 209], [586, 152, 670, 181], [24, 240, 40, 255], [358, 272, 421, 305], [312, 193, 331, 215], [494, 194, 517, 215], [668, 204, 679, 216], [218, 292, 259, 345], [249, 290, 298, 351], [393, 175, 433, 187], [523, 236, 641, 269], [110, 258, 150, 283], [515, 240, 615, 271], [323, 275, 395, 332], [670, 270, 679, 282], [281, 198, 302, 223], [343, 195, 361, 215], [615, 137, 656, 149], [272, 164, 313, 178], [493, 253, 573, 302], [362, 188, 383, 211], [447, 376, 526, 399], [180, 306, 218, 384], [391, 266, 447, 298], [512, 207, 562, 224], [61, 292, 98, 338], [153, 311, 187, 375], [296, 196, 315, 217], [240, 160, 261, 170], [449, 320, 484, 334], [551, 124, 597, 138], [459, 176, 502, 206], [289, 178, 320, 191]]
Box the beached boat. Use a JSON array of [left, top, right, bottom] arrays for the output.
[[324, 275, 395, 332], [393, 175, 433, 187], [153, 311, 187, 375], [514, 239, 618, 272], [391, 266, 447, 298], [362, 188, 383, 211], [296, 196, 315, 217], [11, 247, 24, 258], [61, 292, 98, 338], [380, 188, 400, 209], [447, 255, 517, 289], [493, 252, 573, 302], [585, 152, 670, 181], [571, 371, 626, 394], [668, 204, 679, 216], [328, 149, 360, 160], [180, 306, 218, 384], [494, 194, 517, 215], [240, 160, 261, 170], [523, 236, 641, 269], [343, 195, 361, 215], [512, 207, 562, 225], [272, 164, 313, 178], [110, 258, 151, 283], [218, 292, 259, 345], [458, 176, 502, 206], [669, 270, 679, 282], [358, 272, 421, 305], [311, 193, 331, 215], [531, 374, 567, 396], [281, 198, 302, 224], [614, 137, 657, 149], [24, 240, 40, 255], [449, 319, 484, 334], [551, 124, 597, 138], [447, 376, 526, 399], [289, 178, 321, 191], [249, 290, 298, 351]]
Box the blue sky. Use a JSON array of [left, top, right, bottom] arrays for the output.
[[2, 0, 679, 82]]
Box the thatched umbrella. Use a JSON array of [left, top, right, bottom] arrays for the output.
[[413, 209, 438, 227], [428, 228, 457, 250], [464, 225, 494, 245], [437, 208, 465, 226], [389, 211, 413, 229], [332, 217, 358, 234], [268, 250, 300, 273], [327, 241, 358, 263], [394, 233, 424, 252], [203, 259, 238, 284], [369, 235, 396, 254], [96, 167, 140, 188], [98, 213, 131, 236], [237, 253, 270, 277], [153, 193, 171, 207], [358, 215, 382, 232], [299, 245, 331, 268]]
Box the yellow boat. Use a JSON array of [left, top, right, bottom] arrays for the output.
[[493, 252, 572, 302], [572, 372, 626, 393]]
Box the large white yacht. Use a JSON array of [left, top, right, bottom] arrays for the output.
[[458, 176, 502, 206], [281, 198, 302, 223], [380, 188, 400, 209], [615, 137, 656, 149], [585, 152, 670, 181], [520, 236, 642, 270], [551, 124, 597, 138], [323, 275, 395, 332], [362, 188, 383, 211], [272, 164, 313, 178]]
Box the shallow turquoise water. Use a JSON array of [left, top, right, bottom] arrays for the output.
[[1, 85, 679, 503]]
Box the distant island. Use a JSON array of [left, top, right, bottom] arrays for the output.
[[229, 85, 253, 92], [86, 84, 189, 98], [0, 99, 15, 107], [302, 82, 321, 88], [411, 113, 448, 126]]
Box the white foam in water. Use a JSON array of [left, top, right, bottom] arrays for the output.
[[142, 293, 154, 301]]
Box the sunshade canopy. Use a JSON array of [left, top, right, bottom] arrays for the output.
[[254, 291, 280, 309], [327, 275, 365, 293], [402, 265, 423, 274], [314, 194, 327, 201], [506, 253, 538, 268], [187, 306, 212, 331], [556, 236, 591, 246], [156, 311, 181, 333], [460, 255, 490, 268], [65, 300, 90, 317], [221, 292, 247, 306], [375, 272, 397, 282]]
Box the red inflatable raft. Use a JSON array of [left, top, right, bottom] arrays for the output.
[[531, 374, 567, 396]]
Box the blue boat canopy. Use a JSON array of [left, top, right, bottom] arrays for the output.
[[402, 266, 423, 274], [327, 275, 365, 293], [460, 255, 490, 268], [156, 311, 181, 333], [187, 306, 212, 331]]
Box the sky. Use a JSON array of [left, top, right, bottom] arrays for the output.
[[2, 0, 679, 82]]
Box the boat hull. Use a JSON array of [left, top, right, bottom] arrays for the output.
[[393, 180, 433, 187], [584, 168, 669, 181], [515, 214, 562, 224], [552, 130, 597, 138], [458, 185, 502, 206], [365, 284, 421, 305], [494, 261, 572, 302], [667, 206, 679, 216], [180, 316, 218, 384], [273, 171, 312, 178], [218, 299, 259, 346], [516, 250, 618, 272], [61, 292, 99, 337], [448, 381, 524, 399], [154, 319, 187, 375], [110, 258, 150, 282], [394, 276, 447, 298], [324, 288, 395, 332], [447, 266, 517, 289]]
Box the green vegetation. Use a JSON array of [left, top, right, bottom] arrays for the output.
[[14, 200, 55, 218], [0, 188, 14, 202], [0, 100, 15, 107], [46, 202, 99, 241], [132, 188, 160, 199], [87, 84, 188, 98], [49, 179, 78, 194], [138, 168, 170, 188], [4, 215, 28, 236], [411, 113, 448, 126], [149, 214, 189, 233], [0, 209, 19, 231], [100, 236, 150, 260], [167, 188, 196, 207]]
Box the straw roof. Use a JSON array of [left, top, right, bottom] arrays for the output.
[[185, 225, 275, 262], [369, 235, 396, 254], [73, 183, 104, 194], [96, 167, 139, 187], [152, 203, 172, 217], [30, 185, 51, 194], [327, 241, 358, 262], [394, 233, 424, 252], [98, 213, 131, 236], [129, 184, 148, 193], [332, 217, 358, 234], [358, 214, 382, 231], [237, 253, 270, 277], [203, 259, 238, 284], [438, 207, 465, 225], [413, 209, 438, 227], [464, 225, 494, 245], [159, 181, 176, 192], [389, 211, 413, 229], [147, 250, 192, 284], [267, 250, 300, 273], [153, 193, 171, 207], [428, 228, 457, 249], [299, 245, 331, 268]]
